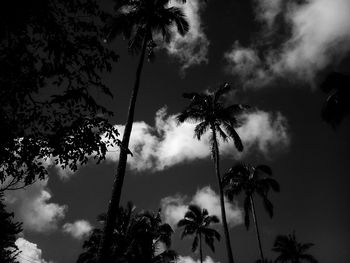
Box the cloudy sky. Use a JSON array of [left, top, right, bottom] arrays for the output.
[[4, 0, 350, 262]]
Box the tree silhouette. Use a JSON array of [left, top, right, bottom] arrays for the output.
[[78, 203, 177, 263], [320, 72, 350, 128], [98, 0, 189, 261], [0, 0, 119, 191], [223, 163, 280, 263], [0, 193, 22, 263], [272, 232, 318, 263], [177, 83, 249, 263], [178, 204, 221, 263]]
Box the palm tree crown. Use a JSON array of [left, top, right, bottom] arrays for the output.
[[177, 83, 248, 153], [273, 232, 318, 263], [106, 0, 189, 58], [223, 163, 280, 229], [178, 204, 220, 263]]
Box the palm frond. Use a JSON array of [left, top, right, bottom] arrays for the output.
[[214, 82, 231, 103], [223, 121, 243, 151]]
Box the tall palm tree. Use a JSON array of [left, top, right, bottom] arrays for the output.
[[272, 232, 318, 263], [223, 163, 280, 263], [177, 83, 249, 263], [178, 204, 221, 263], [98, 1, 189, 262]]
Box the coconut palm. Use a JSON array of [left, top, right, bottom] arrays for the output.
[[178, 204, 221, 263], [222, 163, 280, 263], [177, 83, 249, 263], [98, 1, 189, 261], [272, 232, 318, 263]]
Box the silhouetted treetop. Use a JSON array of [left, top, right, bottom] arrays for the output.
[[78, 203, 177, 263], [0, 193, 22, 262], [104, 0, 189, 60]]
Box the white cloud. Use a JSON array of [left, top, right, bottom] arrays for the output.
[[105, 107, 289, 172], [226, 0, 350, 87], [5, 180, 67, 232], [15, 237, 51, 263], [62, 220, 93, 240], [160, 186, 243, 229], [165, 0, 209, 72], [178, 255, 220, 263]]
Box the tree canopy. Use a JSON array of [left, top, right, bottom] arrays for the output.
[[0, 0, 120, 190]]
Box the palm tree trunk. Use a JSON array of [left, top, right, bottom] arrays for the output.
[[211, 127, 235, 263], [199, 233, 203, 263], [250, 196, 265, 263], [97, 35, 148, 263]]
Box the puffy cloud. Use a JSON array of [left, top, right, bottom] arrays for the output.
[[225, 0, 350, 87], [5, 180, 67, 232], [105, 107, 289, 172], [62, 220, 93, 240], [160, 186, 243, 228], [165, 0, 209, 72], [15, 237, 51, 263], [178, 255, 220, 263]]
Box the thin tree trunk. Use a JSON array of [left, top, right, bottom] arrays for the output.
[[211, 127, 235, 263], [199, 233, 203, 263], [250, 196, 265, 263], [97, 36, 148, 263]]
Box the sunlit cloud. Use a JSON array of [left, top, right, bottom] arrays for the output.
[[165, 0, 209, 72], [62, 220, 93, 240], [5, 180, 67, 232], [160, 186, 243, 229], [15, 237, 52, 263], [105, 107, 289, 172], [225, 0, 350, 87], [178, 255, 220, 263]]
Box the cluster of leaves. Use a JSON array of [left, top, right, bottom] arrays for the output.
[[0, 0, 120, 190], [0, 193, 22, 263], [77, 203, 177, 263]]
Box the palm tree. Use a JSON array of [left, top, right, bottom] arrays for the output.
[[272, 232, 318, 263], [223, 163, 280, 263], [178, 204, 221, 263], [98, 1, 189, 262], [78, 203, 177, 263], [177, 83, 249, 263]]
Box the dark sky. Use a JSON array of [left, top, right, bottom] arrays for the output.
[[6, 0, 350, 263]]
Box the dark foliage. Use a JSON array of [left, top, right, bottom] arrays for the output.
[[0, 193, 22, 263], [0, 0, 120, 190], [320, 72, 350, 128], [77, 203, 177, 263], [273, 232, 318, 263]]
